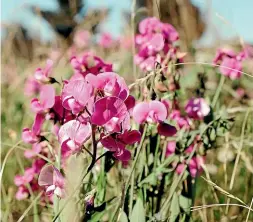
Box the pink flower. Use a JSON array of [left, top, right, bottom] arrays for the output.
[[14, 168, 35, 186], [100, 130, 141, 161], [24, 77, 41, 96], [16, 186, 29, 200], [58, 120, 92, 154], [132, 101, 167, 124], [189, 156, 205, 177], [62, 79, 93, 115], [86, 72, 129, 101], [38, 165, 65, 198], [31, 85, 55, 113], [220, 57, 242, 79], [22, 113, 44, 144], [34, 60, 53, 83], [24, 143, 42, 158], [98, 33, 117, 48], [91, 96, 129, 133], [185, 98, 210, 120], [157, 122, 177, 137], [166, 141, 176, 157], [73, 30, 91, 48], [169, 110, 190, 129], [213, 48, 244, 79], [70, 54, 113, 77]]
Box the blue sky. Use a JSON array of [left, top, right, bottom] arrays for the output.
[[1, 0, 253, 45]]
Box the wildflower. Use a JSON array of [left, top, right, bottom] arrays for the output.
[[22, 113, 44, 144], [166, 141, 176, 157], [73, 30, 91, 48], [31, 85, 55, 113], [132, 101, 167, 124], [185, 98, 210, 120], [62, 79, 93, 114], [98, 33, 117, 48], [91, 96, 129, 133], [24, 77, 41, 96], [38, 165, 65, 198], [70, 54, 113, 77], [100, 130, 141, 161], [58, 120, 92, 154], [213, 48, 244, 79], [34, 60, 53, 83]]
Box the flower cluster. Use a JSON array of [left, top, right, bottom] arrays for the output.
[[19, 53, 142, 200], [134, 17, 181, 71], [213, 48, 245, 79]]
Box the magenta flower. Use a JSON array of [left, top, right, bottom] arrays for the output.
[[58, 120, 92, 154], [132, 101, 167, 124], [185, 98, 210, 120], [86, 72, 129, 101], [98, 33, 117, 48], [34, 60, 53, 83], [91, 96, 129, 133], [22, 113, 44, 144], [14, 167, 35, 186], [38, 165, 65, 198], [24, 77, 41, 96], [70, 54, 113, 77], [169, 110, 190, 129], [157, 122, 177, 137], [16, 186, 29, 200], [31, 85, 55, 113], [62, 79, 93, 114], [213, 48, 244, 79], [73, 30, 91, 48], [166, 141, 176, 157], [100, 130, 141, 161], [189, 156, 205, 177], [24, 143, 42, 158]]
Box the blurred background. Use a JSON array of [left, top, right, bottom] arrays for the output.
[[1, 0, 253, 57]]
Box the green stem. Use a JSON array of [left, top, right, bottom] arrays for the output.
[[112, 124, 148, 221], [211, 74, 225, 109]]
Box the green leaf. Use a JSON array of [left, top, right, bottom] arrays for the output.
[[119, 211, 129, 222], [169, 193, 180, 222], [179, 195, 192, 214], [130, 198, 146, 222]]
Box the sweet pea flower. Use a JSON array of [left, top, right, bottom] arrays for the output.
[[73, 30, 91, 48], [100, 130, 141, 161], [24, 77, 41, 96], [189, 156, 205, 177], [34, 60, 53, 83], [14, 168, 35, 186], [157, 122, 177, 137], [62, 79, 93, 114], [16, 186, 29, 200], [86, 72, 129, 101], [98, 33, 116, 48], [31, 85, 55, 113], [38, 165, 65, 198], [58, 120, 92, 154], [132, 101, 167, 124], [213, 48, 244, 79], [166, 141, 176, 157], [70, 54, 113, 77], [22, 113, 44, 144], [24, 143, 42, 158], [185, 98, 210, 120], [169, 110, 190, 129], [91, 96, 129, 133]]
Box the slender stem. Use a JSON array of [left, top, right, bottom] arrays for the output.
[[54, 141, 62, 222], [87, 125, 97, 172], [211, 74, 225, 108], [112, 124, 148, 221], [226, 109, 250, 213]]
